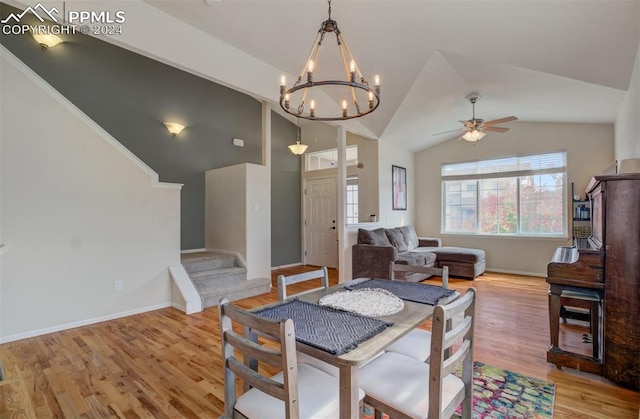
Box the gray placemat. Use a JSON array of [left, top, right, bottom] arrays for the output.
[[253, 299, 392, 355], [347, 279, 455, 305]]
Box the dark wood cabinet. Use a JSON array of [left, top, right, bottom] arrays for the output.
[[586, 174, 640, 390]]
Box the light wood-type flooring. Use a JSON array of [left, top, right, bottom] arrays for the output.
[[1, 269, 638, 418]]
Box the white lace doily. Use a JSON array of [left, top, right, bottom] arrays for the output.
[[318, 288, 404, 317]]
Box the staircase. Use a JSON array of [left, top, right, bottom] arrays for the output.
[[181, 251, 271, 308]]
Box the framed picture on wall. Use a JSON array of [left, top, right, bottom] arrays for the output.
[[392, 165, 407, 210]]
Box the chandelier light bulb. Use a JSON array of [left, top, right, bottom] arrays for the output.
[[280, 75, 286, 95]]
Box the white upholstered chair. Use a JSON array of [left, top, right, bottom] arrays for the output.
[[219, 298, 360, 418], [358, 287, 476, 419], [385, 262, 455, 362], [277, 267, 329, 301]]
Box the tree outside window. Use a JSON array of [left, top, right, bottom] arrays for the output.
[[441, 152, 566, 237]]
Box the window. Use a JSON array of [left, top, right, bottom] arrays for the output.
[[346, 176, 359, 224], [305, 146, 358, 171], [442, 151, 566, 237]]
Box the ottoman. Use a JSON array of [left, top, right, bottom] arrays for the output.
[[413, 246, 485, 279]]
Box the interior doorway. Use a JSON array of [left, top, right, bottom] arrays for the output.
[[303, 177, 338, 268]]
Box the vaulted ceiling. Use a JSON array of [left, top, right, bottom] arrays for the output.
[[11, 0, 639, 152], [146, 0, 638, 152]]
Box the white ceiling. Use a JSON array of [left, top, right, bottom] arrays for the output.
[[146, 0, 639, 152]]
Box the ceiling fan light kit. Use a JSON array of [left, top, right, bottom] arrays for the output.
[[279, 0, 380, 121], [434, 92, 518, 142], [462, 129, 486, 142]]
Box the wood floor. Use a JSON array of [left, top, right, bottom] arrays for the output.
[[1, 269, 638, 418]]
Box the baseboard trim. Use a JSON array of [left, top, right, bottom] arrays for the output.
[[172, 302, 186, 312], [271, 262, 303, 270], [486, 268, 546, 278], [0, 302, 172, 344]]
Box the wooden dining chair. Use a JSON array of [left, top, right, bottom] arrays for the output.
[[219, 298, 346, 418], [358, 288, 477, 419], [385, 262, 454, 362], [277, 267, 329, 301], [389, 261, 449, 289]]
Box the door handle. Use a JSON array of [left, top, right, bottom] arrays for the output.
[[330, 226, 336, 230]]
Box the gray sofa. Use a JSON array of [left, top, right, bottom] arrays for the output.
[[352, 225, 485, 281]]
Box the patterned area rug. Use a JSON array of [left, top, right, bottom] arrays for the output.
[[363, 361, 555, 419]]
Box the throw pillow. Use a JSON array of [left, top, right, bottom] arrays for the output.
[[399, 225, 419, 250], [385, 228, 409, 252], [358, 228, 392, 246]]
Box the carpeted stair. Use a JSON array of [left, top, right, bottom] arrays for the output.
[[181, 251, 271, 308]]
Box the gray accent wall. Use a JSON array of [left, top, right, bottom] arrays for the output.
[[271, 112, 302, 266], [1, 3, 273, 250]]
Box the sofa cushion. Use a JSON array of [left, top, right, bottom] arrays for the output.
[[385, 228, 409, 252], [430, 247, 485, 263], [398, 225, 419, 250], [396, 252, 427, 266], [358, 228, 392, 246]]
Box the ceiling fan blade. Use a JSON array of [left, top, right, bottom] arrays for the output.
[[484, 116, 518, 126], [432, 128, 466, 136], [483, 126, 509, 133]]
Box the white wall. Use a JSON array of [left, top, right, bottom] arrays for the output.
[[342, 139, 415, 282], [347, 132, 379, 223], [615, 43, 640, 159], [414, 122, 613, 276], [246, 164, 271, 279], [205, 164, 247, 256], [378, 140, 415, 227], [205, 163, 271, 279], [0, 50, 181, 342]]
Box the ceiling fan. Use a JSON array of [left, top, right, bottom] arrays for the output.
[[434, 93, 518, 142]]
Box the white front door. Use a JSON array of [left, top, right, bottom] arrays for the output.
[[304, 177, 338, 268]]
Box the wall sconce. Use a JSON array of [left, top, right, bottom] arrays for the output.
[[32, 33, 63, 50], [164, 122, 185, 137]]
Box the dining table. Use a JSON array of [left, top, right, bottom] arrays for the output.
[[251, 277, 455, 419]]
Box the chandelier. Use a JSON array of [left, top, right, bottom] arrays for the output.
[[279, 0, 380, 121]]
